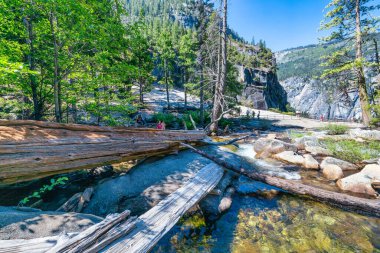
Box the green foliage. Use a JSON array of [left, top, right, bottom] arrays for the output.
[[269, 108, 296, 116], [152, 112, 179, 128], [19, 177, 69, 206], [288, 130, 312, 139], [322, 124, 349, 135], [322, 139, 380, 163]]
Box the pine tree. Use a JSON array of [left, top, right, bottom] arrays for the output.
[[320, 0, 379, 126]]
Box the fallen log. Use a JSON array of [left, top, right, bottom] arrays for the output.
[[181, 143, 380, 217], [203, 134, 254, 146], [0, 211, 137, 253], [0, 163, 224, 253], [102, 163, 224, 253], [56, 187, 94, 212], [0, 120, 206, 185], [47, 210, 135, 253]]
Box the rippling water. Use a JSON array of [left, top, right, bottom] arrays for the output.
[[153, 143, 380, 253]]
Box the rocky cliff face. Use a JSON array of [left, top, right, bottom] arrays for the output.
[[281, 77, 363, 120], [276, 39, 380, 120], [236, 66, 287, 111]]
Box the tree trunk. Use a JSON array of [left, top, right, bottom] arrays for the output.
[[181, 143, 380, 217], [199, 69, 204, 125], [0, 121, 206, 185], [183, 68, 187, 110], [49, 9, 61, 122], [165, 59, 170, 109], [355, 0, 371, 126], [374, 38, 380, 74], [196, 0, 205, 126], [139, 66, 144, 104], [210, 0, 227, 133], [23, 4, 42, 120]]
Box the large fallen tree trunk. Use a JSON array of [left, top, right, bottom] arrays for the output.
[[0, 120, 206, 185], [181, 143, 380, 217]]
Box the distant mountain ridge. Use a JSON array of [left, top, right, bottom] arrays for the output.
[[275, 33, 380, 120]]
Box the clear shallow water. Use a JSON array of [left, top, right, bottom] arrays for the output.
[[153, 142, 380, 253], [153, 192, 380, 253]]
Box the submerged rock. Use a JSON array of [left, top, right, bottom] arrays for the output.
[[321, 164, 344, 181], [0, 206, 102, 240], [337, 164, 380, 196]]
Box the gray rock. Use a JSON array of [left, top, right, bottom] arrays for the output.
[[83, 149, 211, 217], [0, 206, 102, 240], [294, 136, 318, 150], [305, 145, 332, 156], [280, 77, 363, 121], [303, 154, 319, 170], [322, 157, 358, 171], [237, 66, 287, 110], [349, 128, 380, 141], [273, 151, 305, 165], [254, 138, 297, 158], [337, 164, 380, 196], [322, 164, 344, 180]]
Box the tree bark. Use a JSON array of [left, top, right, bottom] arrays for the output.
[[355, 0, 371, 126], [0, 121, 206, 185], [181, 143, 380, 217], [374, 38, 380, 74], [23, 3, 42, 120], [210, 0, 227, 133], [196, 0, 205, 126], [50, 9, 62, 122], [164, 59, 170, 110]]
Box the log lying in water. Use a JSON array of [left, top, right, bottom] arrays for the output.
[[181, 143, 380, 217], [0, 120, 206, 185]]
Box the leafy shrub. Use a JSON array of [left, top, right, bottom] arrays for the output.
[[323, 124, 349, 135], [152, 112, 179, 128], [322, 139, 380, 163], [19, 177, 69, 206]]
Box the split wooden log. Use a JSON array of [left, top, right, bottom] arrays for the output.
[[102, 163, 224, 253], [0, 120, 206, 185], [181, 143, 380, 217], [0, 212, 137, 253], [0, 163, 224, 253], [47, 210, 135, 253], [56, 187, 94, 212]]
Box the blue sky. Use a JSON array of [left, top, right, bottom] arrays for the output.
[[227, 0, 332, 51]]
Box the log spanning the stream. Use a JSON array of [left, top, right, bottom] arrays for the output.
[[0, 163, 224, 253], [0, 120, 206, 185], [181, 143, 380, 217]]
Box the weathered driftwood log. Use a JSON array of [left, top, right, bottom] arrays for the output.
[[0, 163, 224, 253], [47, 210, 135, 253], [181, 143, 380, 217], [56, 187, 94, 212], [102, 163, 224, 253], [0, 211, 137, 253], [0, 120, 206, 185]]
